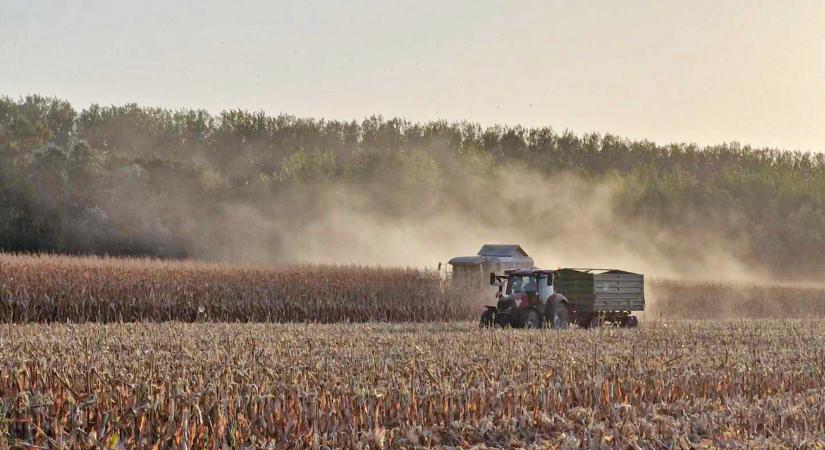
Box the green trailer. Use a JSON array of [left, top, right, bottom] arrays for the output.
[[554, 268, 644, 327]]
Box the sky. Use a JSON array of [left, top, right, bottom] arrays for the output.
[[2, 0, 824, 152]]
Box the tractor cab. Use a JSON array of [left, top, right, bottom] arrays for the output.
[[492, 269, 554, 302], [505, 270, 553, 300]]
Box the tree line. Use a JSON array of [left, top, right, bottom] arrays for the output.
[[2, 95, 824, 277]]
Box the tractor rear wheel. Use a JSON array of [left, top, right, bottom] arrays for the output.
[[523, 310, 542, 329], [480, 310, 495, 328]]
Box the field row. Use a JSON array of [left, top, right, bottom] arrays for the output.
[[1, 320, 823, 448], [2, 254, 825, 323]]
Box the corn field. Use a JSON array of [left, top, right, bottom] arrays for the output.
[[0, 254, 471, 323], [0, 320, 823, 449], [649, 279, 825, 319], [3, 254, 825, 324]]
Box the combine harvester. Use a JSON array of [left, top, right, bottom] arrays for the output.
[[449, 245, 644, 329]]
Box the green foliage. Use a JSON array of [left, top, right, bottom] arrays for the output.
[[1, 95, 825, 276], [278, 149, 337, 182]]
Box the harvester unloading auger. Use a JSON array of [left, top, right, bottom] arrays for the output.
[[481, 268, 644, 329]]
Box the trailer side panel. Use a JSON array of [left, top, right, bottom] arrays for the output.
[[555, 269, 645, 313]]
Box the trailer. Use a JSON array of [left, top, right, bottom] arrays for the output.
[[555, 268, 644, 328]]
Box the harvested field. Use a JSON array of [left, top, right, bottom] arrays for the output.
[[1, 320, 823, 448], [2, 253, 825, 323]]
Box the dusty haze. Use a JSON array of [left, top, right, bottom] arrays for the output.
[[5, 96, 823, 289], [191, 161, 760, 283]]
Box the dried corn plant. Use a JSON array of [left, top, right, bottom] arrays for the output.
[[649, 279, 825, 320], [2, 254, 825, 324], [0, 320, 823, 448], [0, 254, 476, 323]]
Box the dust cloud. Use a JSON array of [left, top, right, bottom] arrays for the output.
[[187, 160, 766, 286]]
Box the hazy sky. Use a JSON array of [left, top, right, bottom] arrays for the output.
[[2, 0, 823, 152]]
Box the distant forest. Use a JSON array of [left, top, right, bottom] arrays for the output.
[[2, 95, 825, 277]]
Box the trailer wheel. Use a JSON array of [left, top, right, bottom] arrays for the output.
[[480, 310, 495, 328], [523, 310, 542, 329]]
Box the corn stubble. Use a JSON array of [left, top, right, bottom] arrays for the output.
[[1, 321, 823, 449]]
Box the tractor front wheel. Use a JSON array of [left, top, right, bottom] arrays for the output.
[[522, 309, 542, 329], [480, 310, 495, 328]]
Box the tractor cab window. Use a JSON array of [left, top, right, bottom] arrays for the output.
[[507, 275, 538, 294]]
